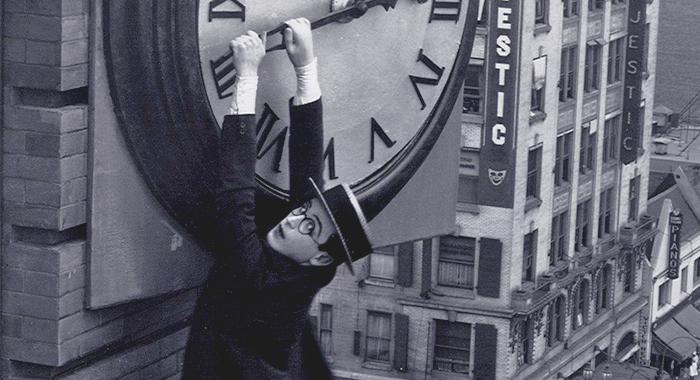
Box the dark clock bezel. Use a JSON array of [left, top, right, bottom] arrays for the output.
[[103, 0, 479, 244]]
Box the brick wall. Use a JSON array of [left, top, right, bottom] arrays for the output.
[[1, 1, 195, 379]]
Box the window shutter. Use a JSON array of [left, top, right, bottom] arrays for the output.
[[473, 323, 498, 380], [421, 239, 433, 296], [393, 313, 409, 372], [397, 243, 413, 287], [477, 238, 502, 298], [353, 330, 362, 356]]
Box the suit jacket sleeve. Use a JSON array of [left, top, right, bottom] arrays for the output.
[[216, 114, 262, 270], [288, 98, 323, 205]]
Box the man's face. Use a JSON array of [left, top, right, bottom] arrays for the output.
[[266, 198, 337, 265]]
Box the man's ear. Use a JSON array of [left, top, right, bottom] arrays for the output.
[[308, 252, 334, 267]]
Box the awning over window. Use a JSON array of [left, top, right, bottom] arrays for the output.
[[532, 56, 547, 90], [652, 304, 700, 361]]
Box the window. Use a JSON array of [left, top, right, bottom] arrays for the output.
[[575, 200, 591, 252], [596, 265, 611, 314], [523, 231, 538, 283], [628, 175, 640, 222], [438, 236, 475, 289], [320, 304, 333, 356], [550, 212, 568, 265], [584, 44, 601, 93], [547, 296, 565, 347], [694, 258, 700, 285], [516, 317, 533, 366], [572, 280, 589, 330], [563, 0, 579, 17], [369, 247, 395, 280], [681, 267, 688, 293], [554, 132, 572, 186], [463, 65, 484, 115], [560, 46, 577, 101], [535, 0, 548, 25], [527, 147, 542, 199], [458, 175, 478, 204], [611, 0, 625, 4], [366, 312, 392, 362], [608, 38, 624, 84], [658, 280, 671, 307], [531, 56, 547, 113], [433, 320, 471, 374], [588, 0, 603, 11], [603, 115, 620, 162], [598, 188, 614, 238], [624, 252, 635, 293], [579, 126, 596, 174]]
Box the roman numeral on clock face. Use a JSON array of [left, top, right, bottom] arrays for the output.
[[409, 49, 445, 110], [429, 0, 462, 22], [210, 50, 236, 99], [369, 118, 397, 163], [323, 138, 339, 180], [208, 0, 246, 21], [256, 103, 288, 173]]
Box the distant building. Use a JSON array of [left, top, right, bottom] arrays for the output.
[[647, 167, 700, 377], [313, 0, 661, 379]]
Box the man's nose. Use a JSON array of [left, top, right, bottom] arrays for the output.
[[286, 214, 304, 228]]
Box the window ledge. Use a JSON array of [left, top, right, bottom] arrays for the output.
[[534, 23, 551, 35], [529, 110, 547, 124], [456, 202, 480, 214], [525, 197, 542, 212], [364, 278, 396, 288], [432, 286, 477, 300], [362, 361, 393, 372]]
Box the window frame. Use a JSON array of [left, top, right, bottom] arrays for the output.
[[595, 265, 611, 314], [463, 64, 485, 115], [438, 236, 476, 289], [320, 304, 333, 356], [547, 296, 565, 347], [628, 175, 640, 222], [523, 230, 538, 284], [584, 44, 601, 93], [579, 126, 596, 174], [550, 212, 568, 266], [572, 280, 589, 330], [608, 38, 624, 85], [526, 147, 542, 199], [554, 132, 572, 186], [598, 188, 614, 238], [624, 252, 635, 293], [535, 0, 548, 25], [575, 200, 591, 252], [368, 246, 396, 281], [694, 258, 700, 285], [588, 0, 603, 11], [560, 46, 578, 102], [603, 115, 620, 163], [563, 0, 579, 18], [658, 280, 671, 308], [433, 320, 472, 374], [365, 311, 392, 363]]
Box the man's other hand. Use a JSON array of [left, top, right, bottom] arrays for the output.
[[230, 31, 266, 77], [283, 18, 314, 68]]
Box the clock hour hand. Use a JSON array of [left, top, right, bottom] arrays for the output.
[[265, 0, 400, 52]]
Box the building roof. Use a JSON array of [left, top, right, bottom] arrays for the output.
[[648, 168, 700, 241], [654, 104, 674, 115], [648, 171, 676, 199]]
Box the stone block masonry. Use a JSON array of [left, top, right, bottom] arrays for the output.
[[1, 1, 198, 379]]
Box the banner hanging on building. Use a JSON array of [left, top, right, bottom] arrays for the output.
[[668, 209, 682, 279], [620, 0, 647, 164], [477, 0, 521, 208]]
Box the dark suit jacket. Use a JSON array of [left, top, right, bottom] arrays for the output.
[[183, 99, 335, 379]]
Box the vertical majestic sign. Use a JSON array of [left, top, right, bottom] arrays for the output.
[[478, 0, 520, 208], [668, 209, 682, 279], [620, 0, 646, 164]]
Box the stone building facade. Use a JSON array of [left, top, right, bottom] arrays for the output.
[[313, 0, 661, 379]]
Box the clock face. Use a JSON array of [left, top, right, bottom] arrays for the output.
[[103, 0, 478, 240], [198, 0, 475, 197]]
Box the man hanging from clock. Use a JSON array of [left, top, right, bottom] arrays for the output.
[[183, 18, 374, 380]]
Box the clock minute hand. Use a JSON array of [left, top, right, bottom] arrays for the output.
[[265, 0, 399, 52]]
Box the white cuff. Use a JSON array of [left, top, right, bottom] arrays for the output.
[[293, 58, 321, 106], [229, 75, 258, 115]]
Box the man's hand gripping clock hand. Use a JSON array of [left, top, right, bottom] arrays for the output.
[[283, 18, 321, 106], [228, 31, 266, 115]]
